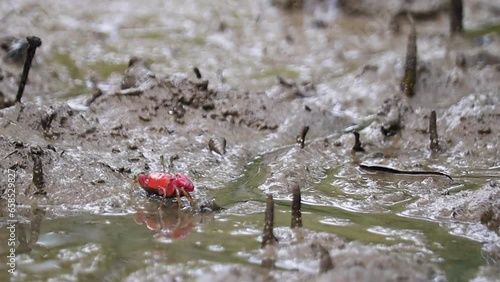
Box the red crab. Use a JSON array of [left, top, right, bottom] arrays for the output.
[[137, 172, 196, 207]]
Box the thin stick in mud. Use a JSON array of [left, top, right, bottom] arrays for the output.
[[16, 36, 42, 103], [429, 110, 440, 152], [261, 194, 276, 248], [400, 18, 417, 97], [450, 0, 464, 35], [291, 183, 302, 228]]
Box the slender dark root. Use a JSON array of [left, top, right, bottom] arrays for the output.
[[30, 146, 45, 195], [352, 132, 364, 152], [291, 183, 302, 228], [400, 18, 417, 97], [450, 0, 464, 35], [16, 36, 42, 103], [261, 194, 276, 248], [296, 126, 309, 149], [429, 110, 440, 152]]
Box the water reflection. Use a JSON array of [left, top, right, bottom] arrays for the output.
[[134, 202, 213, 242], [15, 207, 45, 254]]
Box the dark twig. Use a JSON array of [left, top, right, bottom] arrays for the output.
[[3, 150, 18, 160], [429, 110, 440, 152], [400, 17, 417, 97], [450, 0, 464, 35], [290, 183, 302, 228], [296, 126, 309, 149], [16, 36, 42, 103], [261, 194, 276, 248]]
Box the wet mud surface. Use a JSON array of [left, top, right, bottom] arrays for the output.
[[1, 0, 500, 281]]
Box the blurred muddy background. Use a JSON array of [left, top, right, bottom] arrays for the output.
[[0, 0, 499, 281]]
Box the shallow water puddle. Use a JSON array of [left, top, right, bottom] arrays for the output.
[[1, 155, 487, 281], [0, 200, 483, 281]]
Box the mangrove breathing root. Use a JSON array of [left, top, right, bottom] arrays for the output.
[[296, 126, 309, 149], [261, 194, 276, 248], [30, 146, 46, 195], [290, 183, 302, 228], [400, 18, 417, 97], [429, 110, 440, 152], [352, 132, 365, 152], [16, 36, 42, 103], [450, 0, 464, 35]]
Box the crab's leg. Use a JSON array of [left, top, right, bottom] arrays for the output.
[[158, 186, 167, 206], [175, 187, 183, 207], [180, 188, 196, 207], [158, 203, 166, 229]]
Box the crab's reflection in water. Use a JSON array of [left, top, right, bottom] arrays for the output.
[[134, 202, 213, 242]]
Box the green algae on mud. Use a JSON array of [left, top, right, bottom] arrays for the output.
[[54, 53, 128, 80], [464, 23, 500, 38], [53, 52, 84, 80], [88, 61, 129, 78]]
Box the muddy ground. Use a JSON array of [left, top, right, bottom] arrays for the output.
[[0, 0, 500, 281]]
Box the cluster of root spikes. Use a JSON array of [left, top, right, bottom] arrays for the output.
[[260, 183, 334, 273]]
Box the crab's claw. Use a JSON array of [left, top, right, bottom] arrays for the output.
[[137, 173, 149, 188], [172, 173, 194, 192], [171, 173, 196, 207]]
